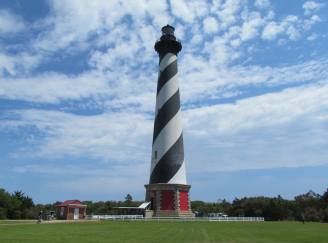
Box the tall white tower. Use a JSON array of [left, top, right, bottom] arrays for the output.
[[145, 25, 193, 218]]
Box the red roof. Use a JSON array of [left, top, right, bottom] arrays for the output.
[[56, 200, 87, 207]]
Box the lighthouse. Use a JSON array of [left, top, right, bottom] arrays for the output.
[[145, 25, 194, 218]]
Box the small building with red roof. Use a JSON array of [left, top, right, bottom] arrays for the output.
[[55, 200, 87, 220]]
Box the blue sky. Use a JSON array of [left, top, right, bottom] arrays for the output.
[[0, 0, 327, 203]]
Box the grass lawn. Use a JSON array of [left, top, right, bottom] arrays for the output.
[[0, 220, 36, 224], [0, 220, 327, 243]]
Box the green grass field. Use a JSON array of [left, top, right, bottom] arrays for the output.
[[0, 221, 327, 243], [0, 220, 35, 225]]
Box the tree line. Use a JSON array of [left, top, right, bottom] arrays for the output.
[[1, 188, 327, 222], [0, 189, 34, 219], [192, 189, 328, 222]]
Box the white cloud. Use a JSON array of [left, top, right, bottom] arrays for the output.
[[307, 33, 318, 41], [254, 0, 271, 9], [0, 0, 327, 179], [5, 109, 152, 162], [5, 79, 328, 173], [13, 164, 107, 176], [303, 1, 324, 15], [13, 162, 148, 197], [185, 81, 328, 136], [0, 53, 16, 75], [0, 52, 41, 76], [170, 0, 209, 23], [50, 173, 146, 196], [204, 37, 239, 66], [261, 14, 314, 41], [2, 52, 327, 120], [0, 0, 321, 79], [0, 71, 110, 103], [262, 21, 284, 40], [33, 0, 118, 51], [203, 16, 219, 34], [180, 56, 328, 105], [240, 11, 265, 41], [217, 0, 242, 29], [190, 34, 203, 45], [184, 81, 328, 172], [303, 15, 321, 30], [33, 0, 169, 52], [169, 0, 194, 23], [0, 10, 25, 34], [0, 67, 157, 114]]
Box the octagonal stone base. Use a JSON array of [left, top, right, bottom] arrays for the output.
[[144, 183, 195, 218]]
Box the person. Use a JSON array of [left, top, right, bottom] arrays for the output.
[[37, 210, 43, 224], [301, 214, 305, 224]]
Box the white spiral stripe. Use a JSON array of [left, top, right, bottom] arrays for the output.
[[151, 110, 183, 172], [159, 53, 176, 72], [168, 160, 186, 184], [155, 74, 179, 116]]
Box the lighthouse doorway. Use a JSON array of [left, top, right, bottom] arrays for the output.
[[150, 197, 154, 210]]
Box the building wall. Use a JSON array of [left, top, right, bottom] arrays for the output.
[[56, 206, 67, 219], [66, 207, 86, 220], [56, 206, 86, 220], [145, 183, 194, 217], [179, 191, 189, 211], [161, 190, 174, 210]]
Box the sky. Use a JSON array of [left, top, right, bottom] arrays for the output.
[[0, 0, 327, 204]]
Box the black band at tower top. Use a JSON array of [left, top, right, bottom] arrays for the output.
[[154, 25, 182, 59]]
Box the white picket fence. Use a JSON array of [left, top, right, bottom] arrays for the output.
[[146, 216, 264, 222], [86, 215, 264, 222], [87, 215, 143, 220], [208, 217, 264, 222]]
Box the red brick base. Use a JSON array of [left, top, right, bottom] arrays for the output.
[[145, 183, 194, 218]]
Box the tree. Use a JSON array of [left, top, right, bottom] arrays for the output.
[[11, 191, 34, 219], [321, 188, 328, 203], [1, 186, 328, 221], [13, 191, 34, 209], [124, 194, 133, 205], [0, 189, 11, 219]]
